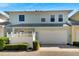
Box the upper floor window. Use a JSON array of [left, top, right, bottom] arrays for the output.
[[19, 15, 25, 21], [50, 15, 55, 22], [41, 18, 46, 22], [58, 14, 63, 22]]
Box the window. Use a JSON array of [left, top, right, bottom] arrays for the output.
[[50, 15, 55, 22], [58, 14, 63, 22], [19, 15, 25, 21], [41, 18, 45, 22]]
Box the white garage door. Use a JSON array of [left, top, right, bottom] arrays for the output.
[[37, 30, 68, 44]]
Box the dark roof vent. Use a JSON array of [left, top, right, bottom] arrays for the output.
[[35, 10, 39, 12]]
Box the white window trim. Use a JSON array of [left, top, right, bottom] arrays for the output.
[[57, 14, 64, 23], [50, 14, 56, 23], [41, 17, 46, 22], [19, 15, 25, 22]]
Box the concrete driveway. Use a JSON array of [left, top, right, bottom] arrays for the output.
[[38, 47, 79, 56], [38, 45, 79, 56], [0, 45, 79, 56]]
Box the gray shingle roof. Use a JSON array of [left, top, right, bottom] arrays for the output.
[[6, 23, 65, 27]]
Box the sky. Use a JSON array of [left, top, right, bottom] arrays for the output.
[[0, 3, 79, 11], [0, 3, 79, 17]]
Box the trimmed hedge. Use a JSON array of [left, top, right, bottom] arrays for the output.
[[0, 38, 5, 50], [4, 44, 28, 50], [33, 40, 40, 50], [73, 42, 79, 47], [14, 42, 28, 45]]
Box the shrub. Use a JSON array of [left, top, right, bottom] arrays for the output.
[[33, 40, 40, 50], [0, 37, 9, 50], [73, 42, 79, 47], [4, 44, 28, 50], [0, 37, 9, 44], [0, 38, 5, 50]]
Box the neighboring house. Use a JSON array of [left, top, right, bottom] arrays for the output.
[[69, 11, 79, 44], [6, 10, 72, 45], [0, 12, 9, 37]]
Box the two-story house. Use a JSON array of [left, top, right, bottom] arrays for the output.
[[0, 12, 9, 37], [69, 11, 79, 44], [6, 10, 72, 45]]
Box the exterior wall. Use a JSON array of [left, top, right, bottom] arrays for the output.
[[63, 26, 72, 44], [0, 26, 5, 37], [0, 13, 9, 37], [9, 11, 69, 25], [71, 25, 79, 43], [70, 12, 79, 21]]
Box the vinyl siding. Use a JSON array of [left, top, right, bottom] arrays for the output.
[[9, 11, 69, 25]]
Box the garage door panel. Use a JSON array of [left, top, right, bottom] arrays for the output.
[[37, 30, 68, 44]]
